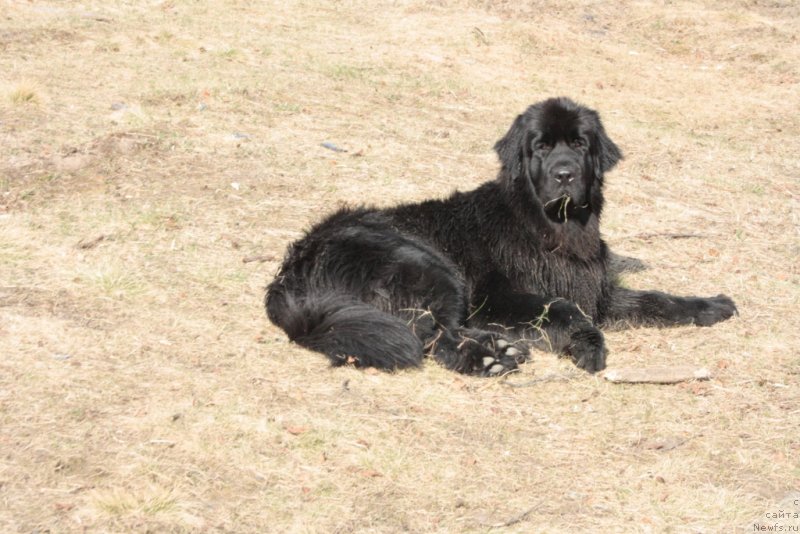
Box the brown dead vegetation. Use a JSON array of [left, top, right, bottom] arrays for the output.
[[1, 1, 798, 532]]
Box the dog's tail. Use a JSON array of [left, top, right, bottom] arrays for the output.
[[265, 285, 424, 370]]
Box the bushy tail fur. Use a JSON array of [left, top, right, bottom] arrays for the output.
[[265, 286, 423, 370]]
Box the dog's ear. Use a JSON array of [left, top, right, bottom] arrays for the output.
[[594, 121, 622, 175], [493, 113, 530, 182]]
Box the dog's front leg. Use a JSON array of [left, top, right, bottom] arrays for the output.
[[603, 287, 737, 328], [472, 289, 607, 373]]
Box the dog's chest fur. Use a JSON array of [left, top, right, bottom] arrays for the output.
[[390, 184, 609, 319], [516, 248, 607, 318]]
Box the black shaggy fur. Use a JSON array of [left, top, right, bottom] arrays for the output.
[[265, 97, 737, 376]]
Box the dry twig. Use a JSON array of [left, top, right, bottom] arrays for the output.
[[484, 500, 544, 529], [501, 372, 578, 388], [242, 254, 276, 264]]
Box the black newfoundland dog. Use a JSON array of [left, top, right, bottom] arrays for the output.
[[266, 97, 736, 376]]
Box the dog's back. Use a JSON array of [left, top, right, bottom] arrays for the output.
[[265, 206, 467, 370]]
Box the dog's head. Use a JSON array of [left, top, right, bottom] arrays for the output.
[[494, 97, 622, 224]]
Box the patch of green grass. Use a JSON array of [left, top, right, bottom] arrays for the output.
[[94, 488, 178, 517], [8, 85, 40, 105], [154, 30, 174, 43], [87, 266, 146, 300], [56, 209, 78, 235], [68, 406, 90, 422], [131, 208, 183, 231], [219, 48, 240, 60], [292, 430, 327, 452], [357, 442, 414, 480], [95, 40, 121, 53], [0, 241, 32, 265], [273, 101, 303, 114], [181, 264, 249, 293], [399, 71, 471, 100], [141, 493, 179, 516], [312, 482, 337, 497]]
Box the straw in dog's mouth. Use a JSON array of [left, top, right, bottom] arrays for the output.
[[544, 195, 572, 222]]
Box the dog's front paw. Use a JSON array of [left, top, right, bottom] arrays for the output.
[[567, 326, 607, 373], [695, 294, 738, 326]]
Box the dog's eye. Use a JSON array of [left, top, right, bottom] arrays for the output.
[[534, 142, 552, 151], [571, 138, 586, 148]]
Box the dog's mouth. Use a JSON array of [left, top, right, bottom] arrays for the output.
[[543, 195, 588, 223], [544, 195, 572, 222]]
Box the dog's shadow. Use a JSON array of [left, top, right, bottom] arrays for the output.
[[608, 252, 647, 276]]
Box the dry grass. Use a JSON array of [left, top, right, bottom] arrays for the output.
[[5, 82, 42, 106], [1, 0, 799, 532]]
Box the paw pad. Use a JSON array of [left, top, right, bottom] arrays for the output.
[[480, 338, 529, 376]]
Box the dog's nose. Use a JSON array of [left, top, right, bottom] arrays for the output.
[[555, 169, 573, 183]]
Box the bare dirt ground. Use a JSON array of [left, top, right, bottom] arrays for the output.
[[1, 1, 798, 532]]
